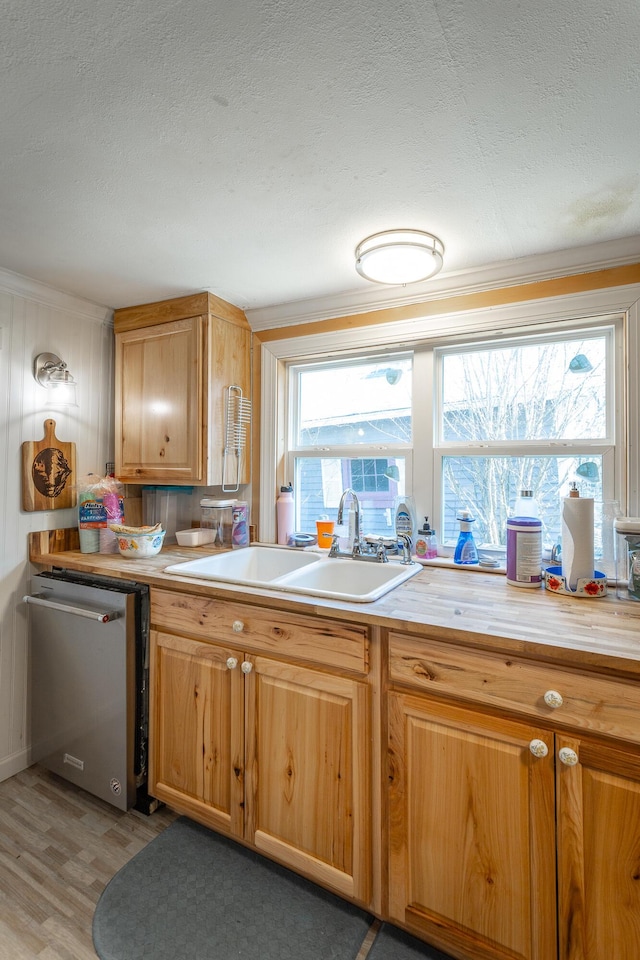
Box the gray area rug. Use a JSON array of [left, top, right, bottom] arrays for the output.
[[368, 923, 455, 960], [93, 816, 373, 960]]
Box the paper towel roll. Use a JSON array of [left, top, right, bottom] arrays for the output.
[[561, 496, 594, 590]]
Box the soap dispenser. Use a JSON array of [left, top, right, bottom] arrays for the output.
[[415, 517, 437, 559], [454, 510, 479, 565]]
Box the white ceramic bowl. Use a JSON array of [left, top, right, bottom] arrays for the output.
[[115, 529, 166, 558], [175, 527, 216, 546]]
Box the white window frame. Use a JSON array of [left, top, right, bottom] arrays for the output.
[[286, 352, 414, 524], [423, 321, 622, 546], [259, 286, 640, 543]]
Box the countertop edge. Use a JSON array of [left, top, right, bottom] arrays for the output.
[[28, 538, 640, 678]]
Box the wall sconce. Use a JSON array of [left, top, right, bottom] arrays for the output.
[[34, 352, 78, 406], [355, 229, 445, 284]]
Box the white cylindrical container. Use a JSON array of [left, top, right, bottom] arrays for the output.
[[276, 485, 294, 546], [506, 517, 542, 587], [506, 489, 542, 587], [200, 498, 235, 546]]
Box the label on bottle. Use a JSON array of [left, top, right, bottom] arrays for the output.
[[459, 539, 476, 562], [396, 509, 411, 535], [232, 502, 249, 548], [415, 535, 437, 559], [506, 518, 542, 587]]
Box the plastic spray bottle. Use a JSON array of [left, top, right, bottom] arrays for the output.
[[454, 510, 479, 565]]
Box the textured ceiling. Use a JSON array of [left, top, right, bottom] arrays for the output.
[[1, 0, 640, 319]]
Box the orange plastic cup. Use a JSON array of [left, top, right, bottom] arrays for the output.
[[316, 519, 335, 549]]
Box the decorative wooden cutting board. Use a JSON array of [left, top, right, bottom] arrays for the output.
[[22, 419, 77, 511]]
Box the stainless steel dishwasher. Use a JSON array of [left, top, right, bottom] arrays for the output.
[[25, 570, 153, 812]]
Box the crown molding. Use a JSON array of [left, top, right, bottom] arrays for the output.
[[260, 283, 640, 360], [0, 267, 113, 324], [246, 236, 640, 332]]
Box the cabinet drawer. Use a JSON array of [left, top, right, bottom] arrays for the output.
[[388, 632, 640, 745], [152, 589, 368, 674]]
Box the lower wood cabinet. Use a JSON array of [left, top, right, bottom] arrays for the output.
[[555, 736, 640, 960], [388, 692, 557, 960], [150, 625, 371, 904], [148, 592, 640, 960], [151, 632, 245, 835], [388, 691, 640, 960]]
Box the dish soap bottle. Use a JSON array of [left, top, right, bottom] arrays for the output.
[[394, 496, 417, 545], [454, 510, 479, 565], [415, 517, 437, 559]]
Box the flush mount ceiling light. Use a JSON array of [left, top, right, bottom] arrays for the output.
[[34, 352, 78, 406], [355, 229, 445, 285]]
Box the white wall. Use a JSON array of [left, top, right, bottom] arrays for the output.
[[0, 268, 113, 782]]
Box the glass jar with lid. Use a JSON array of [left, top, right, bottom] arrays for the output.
[[614, 517, 640, 601], [200, 498, 236, 547]]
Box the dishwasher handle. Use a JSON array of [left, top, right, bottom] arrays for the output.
[[23, 594, 120, 623]]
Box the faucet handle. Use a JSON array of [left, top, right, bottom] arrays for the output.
[[328, 533, 341, 557]]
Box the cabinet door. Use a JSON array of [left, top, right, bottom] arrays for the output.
[[244, 656, 371, 905], [115, 316, 205, 482], [149, 631, 244, 836], [208, 315, 252, 487], [388, 692, 556, 960], [557, 736, 640, 960]]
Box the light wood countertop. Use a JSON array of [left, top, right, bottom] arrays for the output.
[[29, 532, 640, 677]]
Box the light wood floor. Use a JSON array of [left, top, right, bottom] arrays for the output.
[[0, 765, 176, 960], [0, 768, 418, 960]]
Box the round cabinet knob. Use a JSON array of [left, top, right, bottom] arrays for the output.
[[241, 660, 253, 674], [529, 739, 549, 758], [543, 689, 564, 709], [226, 657, 238, 670], [558, 747, 579, 766], [232, 620, 245, 633]]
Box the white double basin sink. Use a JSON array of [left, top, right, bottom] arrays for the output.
[[164, 544, 421, 602]]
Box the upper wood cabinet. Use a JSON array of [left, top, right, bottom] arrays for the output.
[[114, 292, 251, 485]]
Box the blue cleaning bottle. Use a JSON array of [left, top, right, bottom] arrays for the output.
[[454, 510, 479, 565]]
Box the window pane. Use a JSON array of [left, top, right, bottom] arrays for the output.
[[441, 337, 607, 442], [441, 454, 603, 549], [294, 456, 405, 536], [296, 357, 412, 446]]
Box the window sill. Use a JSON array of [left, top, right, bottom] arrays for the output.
[[414, 555, 506, 575]]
